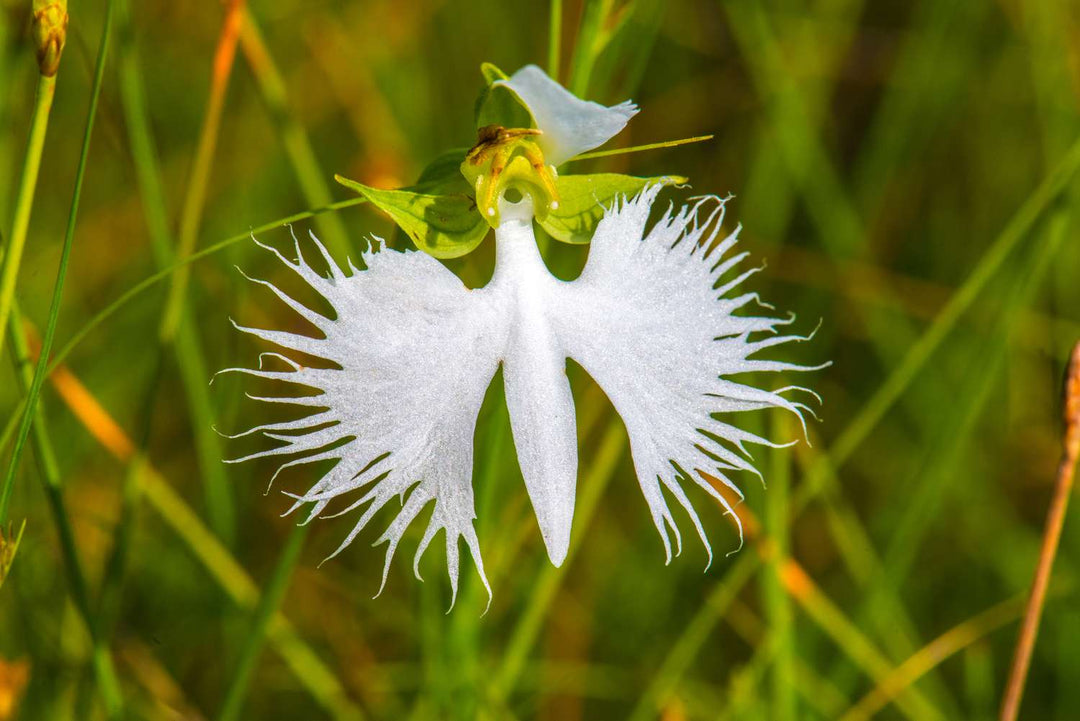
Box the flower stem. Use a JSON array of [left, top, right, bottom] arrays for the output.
[[999, 340, 1080, 721], [0, 74, 55, 393]]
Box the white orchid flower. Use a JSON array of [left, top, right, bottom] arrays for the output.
[[220, 66, 824, 608]]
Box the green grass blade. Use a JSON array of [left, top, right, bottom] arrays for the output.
[[1, 0, 114, 523], [158, 0, 243, 342], [764, 414, 795, 721], [218, 524, 309, 721], [567, 0, 610, 98], [8, 305, 123, 718], [239, 8, 353, 260], [547, 0, 563, 81], [797, 131, 1080, 509]]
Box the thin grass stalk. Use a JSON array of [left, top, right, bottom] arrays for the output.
[[218, 524, 309, 721], [141, 465, 363, 721], [778, 559, 943, 721], [716, 598, 850, 720], [700, 481, 944, 721], [723, 0, 865, 257], [584, 0, 664, 105], [567, 134, 713, 162], [719, 598, 791, 720], [547, 0, 562, 81], [114, 1, 238, 604], [446, 402, 510, 716], [852, 0, 983, 218], [764, 413, 795, 721], [0, 56, 62, 520], [8, 306, 124, 717], [999, 340, 1080, 721], [0, 74, 55, 367], [1, 0, 112, 523]]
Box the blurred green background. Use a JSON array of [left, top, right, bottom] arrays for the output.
[[1, 0, 1079, 719]]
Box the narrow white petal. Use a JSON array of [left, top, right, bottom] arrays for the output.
[[496, 64, 638, 166], [551, 187, 824, 560], [227, 235, 507, 599]]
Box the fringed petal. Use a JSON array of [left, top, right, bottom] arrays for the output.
[[226, 234, 505, 606], [551, 186, 826, 562]]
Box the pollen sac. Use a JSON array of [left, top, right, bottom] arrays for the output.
[[460, 125, 560, 227]]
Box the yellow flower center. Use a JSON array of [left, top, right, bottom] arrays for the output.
[[460, 125, 560, 227]]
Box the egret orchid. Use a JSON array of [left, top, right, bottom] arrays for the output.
[[219, 65, 825, 607]]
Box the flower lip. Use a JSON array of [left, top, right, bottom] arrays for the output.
[[494, 64, 639, 166]]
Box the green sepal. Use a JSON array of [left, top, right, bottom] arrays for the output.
[[335, 175, 487, 259], [540, 173, 687, 244], [474, 62, 532, 130]]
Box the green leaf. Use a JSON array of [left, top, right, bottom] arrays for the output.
[[540, 173, 686, 244], [474, 62, 533, 130], [335, 175, 487, 259], [415, 147, 471, 195]]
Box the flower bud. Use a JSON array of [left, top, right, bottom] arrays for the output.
[[32, 0, 68, 77]]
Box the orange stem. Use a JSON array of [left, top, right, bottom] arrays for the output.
[[999, 341, 1080, 721]]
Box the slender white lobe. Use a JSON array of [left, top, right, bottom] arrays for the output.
[[490, 197, 578, 566]]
